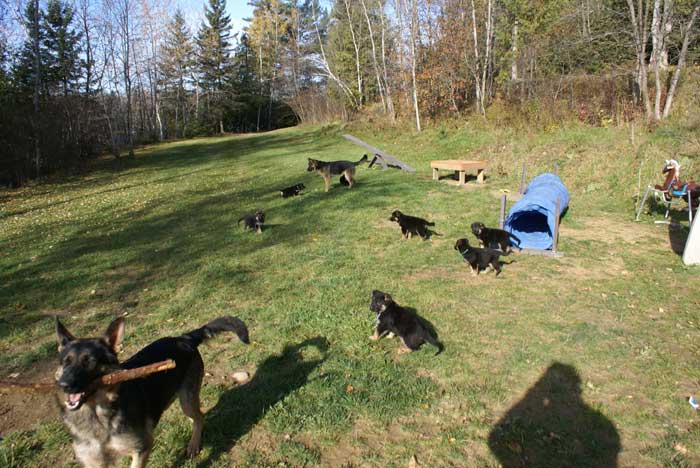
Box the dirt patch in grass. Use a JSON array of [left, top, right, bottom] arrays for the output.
[[0, 358, 60, 436], [564, 217, 661, 245]]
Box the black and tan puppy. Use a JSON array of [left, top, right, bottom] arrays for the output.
[[454, 238, 503, 276], [280, 183, 305, 198], [369, 290, 443, 355], [471, 222, 521, 253], [389, 210, 435, 240], [238, 210, 265, 233], [55, 315, 249, 468], [307, 154, 368, 192]]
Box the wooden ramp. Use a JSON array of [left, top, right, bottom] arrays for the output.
[[343, 134, 415, 172]]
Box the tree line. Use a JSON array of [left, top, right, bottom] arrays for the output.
[[1, 0, 699, 187]]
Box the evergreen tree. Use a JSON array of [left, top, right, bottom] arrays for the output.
[[160, 9, 194, 137], [196, 0, 233, 133], [13, 0, 48, 94], [43, 0, 82, 96]]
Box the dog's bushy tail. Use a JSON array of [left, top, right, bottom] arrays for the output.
[[183, 316, 250, 347], [426, 334, 444, 356], [426, 221, 435, 226], [355, 154, 369, 165]]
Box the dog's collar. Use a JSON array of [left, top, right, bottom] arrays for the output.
[[457, 246, 470, 256]]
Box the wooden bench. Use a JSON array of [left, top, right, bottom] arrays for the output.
[[431, 160, 487, 185]]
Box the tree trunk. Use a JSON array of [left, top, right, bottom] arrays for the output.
[[409, 0, 421, 131], [511, 18, 518, 81], [663, 2, 700, 118], [343, 0, 363, 107], [33, 0, 41, 177], [360, 0, 386, 113]]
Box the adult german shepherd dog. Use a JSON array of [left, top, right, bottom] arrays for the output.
[[55, 315, 249, 468], [307, 154, 368, 192]]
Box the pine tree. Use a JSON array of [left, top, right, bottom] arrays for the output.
[[43, 0, 82, 96], [196, 0, 233, 133], [160, 9, 194, 137], [13, 0, 48, 94]]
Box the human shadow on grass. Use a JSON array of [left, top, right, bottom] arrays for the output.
[[179, 336, 330, 468], [488, 362, 620, 467]]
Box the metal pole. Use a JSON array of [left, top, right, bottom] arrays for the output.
[[499, 194, 507, 229], [636, 186, 651, 221], [519, 164, 526, 194], [553, 197, 561, 252]]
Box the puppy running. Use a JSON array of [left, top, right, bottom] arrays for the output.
[[369, 290, 443, 355], [454, 238, 503, 276], [307, 154, 368, 192], [280, 183, 305, 198], [471, 222, 521, 253], [55, 315, 249, 467], [389, 210, 435, 240], [238, 210, 265, 233]]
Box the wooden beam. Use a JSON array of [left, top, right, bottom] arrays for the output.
[[343, 134, 415, 172]]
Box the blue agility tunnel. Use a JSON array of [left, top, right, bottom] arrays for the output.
[[504, 173, 570, 250]]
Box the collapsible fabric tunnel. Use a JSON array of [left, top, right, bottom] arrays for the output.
[[504, 173, 570, 250]]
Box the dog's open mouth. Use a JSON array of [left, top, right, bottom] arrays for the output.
[[66, 392, 86, 410]]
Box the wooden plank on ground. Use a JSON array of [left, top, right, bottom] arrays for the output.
[[343, 134, 416, 172]]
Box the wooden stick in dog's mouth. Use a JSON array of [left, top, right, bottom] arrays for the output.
[[0, 359, 176, 394]]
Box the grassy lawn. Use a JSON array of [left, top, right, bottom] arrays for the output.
[[1, 120, 699, 467]]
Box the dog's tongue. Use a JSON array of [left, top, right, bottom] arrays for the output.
[[68, 393, 83, 405]]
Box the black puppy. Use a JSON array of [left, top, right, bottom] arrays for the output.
[[454, 238, 503, 276], [238, 210, 265, 233], [280, 183, 305, 198], [389, 210, 435, 240], [471, 222, 521, 253], [369, 290, 443, 355], [55, 315, 249, 467]]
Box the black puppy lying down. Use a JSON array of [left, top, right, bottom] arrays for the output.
[[454, 238, 503, 276], [389, 210, 435, 240], [369, 290, 443, 355], [280, 183, 305, 198], [471, 222, 521, 253]]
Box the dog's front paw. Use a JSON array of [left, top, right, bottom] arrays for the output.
[[369, 335, 379, 341], [187, 440, 202, 458]]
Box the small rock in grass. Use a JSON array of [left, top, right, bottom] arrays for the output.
[[231, 371, 250, 383]]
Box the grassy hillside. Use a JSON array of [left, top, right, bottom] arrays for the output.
[[1, 119, 699, 467]]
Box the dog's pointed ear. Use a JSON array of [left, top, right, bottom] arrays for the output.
[[103, 316, 125, 352], [56, 317, 75, 351]]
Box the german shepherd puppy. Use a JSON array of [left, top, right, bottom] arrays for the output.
[[369, 290, 443, 355], [454, 238, 503, 276], [280, 183, 305, 198], [307, 154, 368, 192], [238, 210, 265, 233], [471, 222, 521, 253], [55, 315, 249, 468], [389, 210, 435, 240]]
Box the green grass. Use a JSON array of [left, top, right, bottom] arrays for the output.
[[1, 120, 699, 467]]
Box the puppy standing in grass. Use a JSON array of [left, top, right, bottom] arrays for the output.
[[389, 210, 435, 240], [307, 154, 368, 192], [454, 238, 503, 276], [54, 315, 249, 468], [238, 210, 265, 233], [369, 290, 443, 355], [471, 222, 521, 253]]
